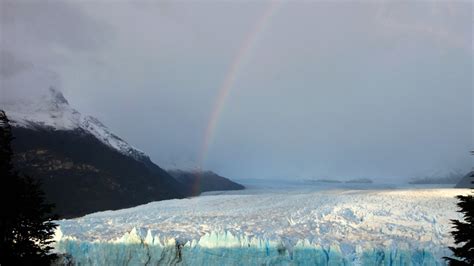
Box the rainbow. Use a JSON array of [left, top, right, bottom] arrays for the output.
[[192, 1, 283, 195]]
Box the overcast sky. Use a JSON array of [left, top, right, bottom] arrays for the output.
[[1, 0, 472, 181]]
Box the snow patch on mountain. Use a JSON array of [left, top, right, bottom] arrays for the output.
[[0, 67, 148, 161], [80, 115, 148, 160]]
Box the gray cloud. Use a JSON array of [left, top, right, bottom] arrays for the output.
[[1, 0, 112, 51], [1, 0, 472, 181], [0, 50, 32, 78], [0, 0, 113, 109]]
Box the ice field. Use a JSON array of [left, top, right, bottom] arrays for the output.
[[53, 183, 469, 265]]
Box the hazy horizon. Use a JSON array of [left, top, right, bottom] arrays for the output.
[[1, 0, 472, 181]]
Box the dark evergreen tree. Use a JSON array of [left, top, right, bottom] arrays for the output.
[[0, 110, 58, 265], [444, 151, 474, 265]]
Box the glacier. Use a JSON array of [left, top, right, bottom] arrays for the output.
[[53, 186, 468, 265]]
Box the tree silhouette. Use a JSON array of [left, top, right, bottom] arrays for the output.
[[0, 110, 58, 265], [444, 151, 474, 265]]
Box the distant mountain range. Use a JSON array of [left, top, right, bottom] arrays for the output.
[[305, 178, 374, 184], [455, 171, 474, 188], [409, 171, 465, 185], [168, 169, 244, 195], [2, 68, 243, 218]]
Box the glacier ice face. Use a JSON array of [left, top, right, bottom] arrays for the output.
[[55, 229, 446, 266], [53, 188, 468, 265]]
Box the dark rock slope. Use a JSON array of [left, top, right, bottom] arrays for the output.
[[11, 126, 185, 218]]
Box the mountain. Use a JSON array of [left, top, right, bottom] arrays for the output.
[[2, 66, 246, 218], [455, 171, 474, 188], [10, 125, 186, 218], [1, 68, 185, 218], [409, 171, 464, 185], [168, 170, 245, 195], [345, 178, 373, 184]]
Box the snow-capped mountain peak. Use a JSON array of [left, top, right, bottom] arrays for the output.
[[47, 86, 69, 106], [1, 68, 148, 161]]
